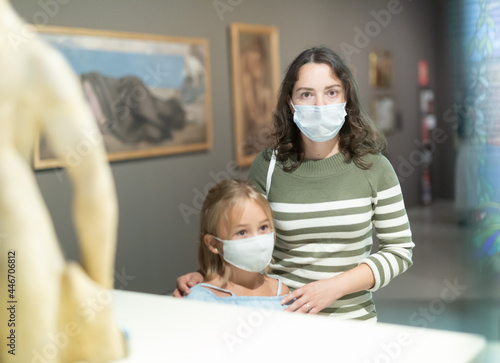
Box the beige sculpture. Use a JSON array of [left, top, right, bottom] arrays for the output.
[[0, 1, 127, 362]]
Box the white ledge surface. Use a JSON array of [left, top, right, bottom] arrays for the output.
[[112, 289, 486, 363]]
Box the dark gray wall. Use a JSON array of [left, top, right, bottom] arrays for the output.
[[432, 0, 458, 199], [12, 0, 446, 294]]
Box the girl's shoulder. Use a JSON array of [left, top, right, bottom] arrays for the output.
[[184, 284, 214, 301], [264, 276, 290, 296], [187, 281, 233, 299]]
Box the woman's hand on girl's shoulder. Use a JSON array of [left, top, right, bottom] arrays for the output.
[[173, 272, 203, 297]]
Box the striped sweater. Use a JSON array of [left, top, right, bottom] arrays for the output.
[[248, 148, 414, 321]]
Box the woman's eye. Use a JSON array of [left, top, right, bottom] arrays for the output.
[[327, 90, 338, 97], [300, 92, 312, 99]]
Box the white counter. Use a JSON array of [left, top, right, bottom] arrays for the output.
[[112, 290, 486, 363]]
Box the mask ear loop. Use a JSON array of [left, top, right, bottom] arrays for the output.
[[212, 235, 223, 243]]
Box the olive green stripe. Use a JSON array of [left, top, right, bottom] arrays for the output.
[[272, 262, 358, 273], [270, 270, 316, 285], [273, 205, 372, 220], [319, 300, 375, 314], [337, 290, 369, 300], [274, 245, 371, 258], [375, 225, 411, 234], [275, 221, 372, 235], [389, 249, 414, 266], [373, 236, 413, 245], [380, 252, 394, 281], [397, 254, 405, 271], [366, 256, 385, 284], [275, 230, 373, 244], [376, 194, 402, 206], [372, 209, 406, 221]]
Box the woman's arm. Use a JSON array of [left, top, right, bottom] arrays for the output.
[[280, 263, 374, 314], [359, 155, 414, 292]]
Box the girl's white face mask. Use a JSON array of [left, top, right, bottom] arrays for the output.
[[213, 232, 274, 272], [291, 101, 347, 142]]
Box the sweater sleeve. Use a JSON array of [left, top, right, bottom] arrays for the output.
[[247, 148, 271, 195], [360, 155, 415, 292]]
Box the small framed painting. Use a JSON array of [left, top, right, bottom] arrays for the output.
[[369, 49, 393, 88], [230, 23, 280, 167]]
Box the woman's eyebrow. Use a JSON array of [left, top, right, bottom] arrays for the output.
[[295, 85, 342, 92], [295, 87, 315, 92], [325, 84, 343, 89]]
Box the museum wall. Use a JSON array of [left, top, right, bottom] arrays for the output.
[[12, 0, 444, 294]]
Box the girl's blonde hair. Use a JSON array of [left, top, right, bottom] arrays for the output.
[[198, 179, 274, 284]]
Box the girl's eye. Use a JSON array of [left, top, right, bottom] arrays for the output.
[[260, 224, 269, 232], [236, 230, 247, 237]]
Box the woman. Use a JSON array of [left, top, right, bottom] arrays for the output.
[[176, 47, 414, 322]]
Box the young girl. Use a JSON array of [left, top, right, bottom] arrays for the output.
[[184, 179, 290, 309]]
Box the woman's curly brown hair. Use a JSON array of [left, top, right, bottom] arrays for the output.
[[271, 46, 387, 171]]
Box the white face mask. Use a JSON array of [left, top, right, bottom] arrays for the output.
[[213, 232, 274, 272], [291, 101, 347, 142]]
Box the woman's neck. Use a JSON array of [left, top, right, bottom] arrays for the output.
[[301, 134, 341, 160]]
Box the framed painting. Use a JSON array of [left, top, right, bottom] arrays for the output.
[[33, 26, 212, 169], [230, 23, 280, 167], [369, 49, 392, 88], [371, 96, 396, 134]]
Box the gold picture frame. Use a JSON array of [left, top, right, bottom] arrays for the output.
[[230, 23, 280, 167], [33, 26, 212, 169], [369, 49, 393, 88]]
